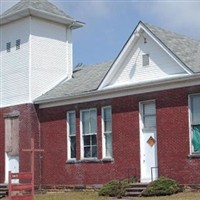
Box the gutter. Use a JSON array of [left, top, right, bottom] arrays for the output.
[[0, 7, 85, 29], [34, 74, 200, 108]]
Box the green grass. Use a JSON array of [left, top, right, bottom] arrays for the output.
[[2, 192, 109, 200], [35, 192, 109, 200], [134, 192, 200, 200], [2, 191, 200, 200]]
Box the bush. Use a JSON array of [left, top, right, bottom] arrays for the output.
[[142, 177, 183, 197], [98, 179, 129, 199]]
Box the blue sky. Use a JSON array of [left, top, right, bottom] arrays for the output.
[[1, 0, 200, 66]]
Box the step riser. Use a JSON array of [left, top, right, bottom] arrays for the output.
[[125, 183, 148, 197], [0, 184, 8, 199]]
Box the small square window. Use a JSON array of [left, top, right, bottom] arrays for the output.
[[6, 42, 11, 53], [16, 39, 20, 50], [142, 54, 149, 66]]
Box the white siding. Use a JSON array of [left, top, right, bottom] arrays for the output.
[[30, 17, 70, 100], [0, 18, 30, 107], [111, 33, 187, 86], [0, 15, 73, 107]]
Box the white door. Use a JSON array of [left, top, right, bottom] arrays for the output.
[[4, 117, 20, 183], [139, 101, 158, 183], [5, 153, 19, 183]]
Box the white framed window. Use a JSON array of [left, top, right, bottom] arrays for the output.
[[141, 101, 156, 130], [142, 54, 149, 66], [102, 106, 112, 158], [80, 109, 97, 159], [67, 111, 76, 160], [189, 94, 200, 153]]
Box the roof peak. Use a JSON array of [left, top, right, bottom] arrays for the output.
[[134, 21, 200, 73], [1, 0, 84, 28], [2, 0, 71, 18]]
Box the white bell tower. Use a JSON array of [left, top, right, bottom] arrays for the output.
[[0, 0, 84, 107]]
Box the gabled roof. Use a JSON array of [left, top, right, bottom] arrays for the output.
[[34, 61, 113, 103], [99, 21, 200, 89], [144, 22, 200, 73], [0, 0, 84, 28], [35, 21, 200, 106]]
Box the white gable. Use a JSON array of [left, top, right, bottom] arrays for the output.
[[99, 23, 191, 90]]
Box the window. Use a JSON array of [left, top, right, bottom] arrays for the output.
[[142, 54, 149, 66], [102, 106, 112, 158], [190, 94, 200, 153], [6, 42, 11, 53], [142, 101, 156, 129], [81, 109, 97, 158], [67, 111, 76, 159], [16, 39, 20, 50]]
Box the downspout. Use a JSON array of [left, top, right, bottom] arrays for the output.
[[66, 22, 75, 79]]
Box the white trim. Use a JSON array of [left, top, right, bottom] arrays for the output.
[[36, 74, 200, 109], [0, 7, 84, 29], [101, 106, 112, 159], [66, 110, 76, 161], [140, 23, 193, 75], [99, 22, 192, 89], [29, 16, 32, 101]]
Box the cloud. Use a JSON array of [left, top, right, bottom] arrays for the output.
[[134, 1, 200, 39]]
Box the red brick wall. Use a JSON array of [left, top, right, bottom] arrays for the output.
[[0, 104, 40, 184], [1, 85, 200, 186], [38, 85, 200, 186]]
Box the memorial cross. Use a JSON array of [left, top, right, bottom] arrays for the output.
[[22, 138, 44, 195]]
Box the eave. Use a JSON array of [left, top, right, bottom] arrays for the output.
[[35, 74, 200, 109], [0, 7, 85, 29]]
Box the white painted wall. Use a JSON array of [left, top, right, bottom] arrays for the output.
[[0, 17, 30, 107], [0, 16, 73, 107], [111, 33, 187, 87], [30, 17, 72, 100]]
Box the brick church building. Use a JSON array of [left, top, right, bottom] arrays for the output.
[[0, 0, 200, 188]]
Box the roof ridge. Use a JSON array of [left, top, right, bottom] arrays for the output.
[[143, 22, 200, 43], [142, 21, 200, 73]]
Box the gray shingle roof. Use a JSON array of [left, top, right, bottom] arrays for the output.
[[2, 0, 72, 19], [1, 0, 84, 28], [143, 22, 200, 73], [35, 21, 200, 104], [35, 61, 113, 102]]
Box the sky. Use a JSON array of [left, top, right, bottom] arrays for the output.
[[1, 0, 200, 67]]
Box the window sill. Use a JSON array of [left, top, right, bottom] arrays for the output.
[[66, 158, 114, 164], [187, 154, 200, 159]]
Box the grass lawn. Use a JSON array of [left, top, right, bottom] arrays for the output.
[[2, 191, 200, 200]]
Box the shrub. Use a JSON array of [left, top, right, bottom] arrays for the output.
[[142, 177, 183, 197], [98, 179, 129, 199]]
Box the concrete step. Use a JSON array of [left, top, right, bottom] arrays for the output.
[[0, 184, 8, 199]]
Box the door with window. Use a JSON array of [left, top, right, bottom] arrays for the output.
[[4, 117, 19, 183], [139, 101, 158, 182]]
